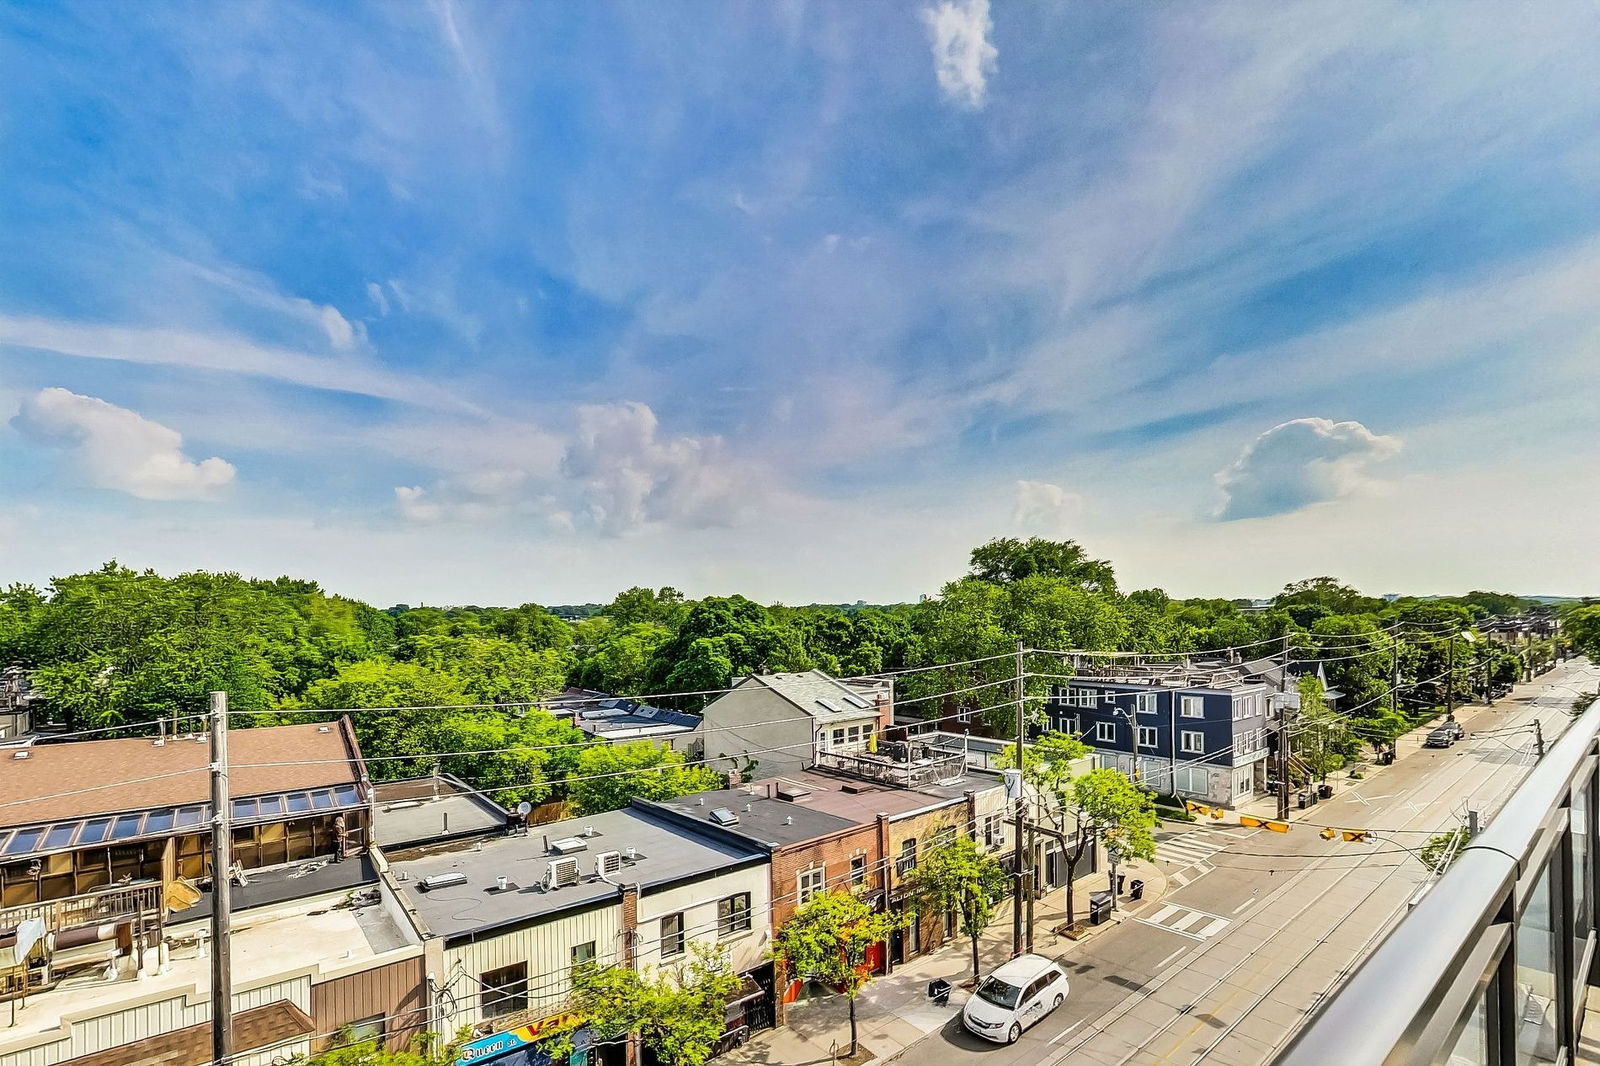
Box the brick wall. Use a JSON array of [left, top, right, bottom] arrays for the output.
[[770, 822, 880, 1024]]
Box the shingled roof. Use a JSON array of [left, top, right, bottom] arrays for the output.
[[0, 719, 366, 828]]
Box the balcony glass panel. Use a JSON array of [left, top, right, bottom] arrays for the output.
[[1444, 982, 1489, 1066], [1572, 780, 1592, 945], [1516, 861, 1560, 1064]]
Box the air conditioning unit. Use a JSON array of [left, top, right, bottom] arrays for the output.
[[595, 851, 623, 877], [550, 837, 589, 855], [418, 872, 468, 892], [544, 857, 581, 890]]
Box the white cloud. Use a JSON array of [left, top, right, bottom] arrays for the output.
[[365, 282, 391, 316], [0, 313, 480, 414], [318, 304, 358, 349], [11, 387, 236, 501], [561, 402, 762, 535], [1215, 418, 1400, 521], [920, 0, 997, 109], [1012, 480, 1083, 534]]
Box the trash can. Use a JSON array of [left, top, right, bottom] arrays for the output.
[[927, 979, 951, 1007], [1089, 891, 1113, 925], [1129, 879, 1145, 901], [1297, 791, 1312, 810], [1318, 783, 1334, 799], [1116, 874, 1126, 895]]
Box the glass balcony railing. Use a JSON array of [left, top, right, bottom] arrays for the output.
[[1275, 698, 1600, 1066]]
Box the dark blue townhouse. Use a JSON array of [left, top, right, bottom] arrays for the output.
[[1047, 671, 1275, 807]]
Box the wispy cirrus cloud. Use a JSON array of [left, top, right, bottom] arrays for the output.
[[11, 387, 236, 501]]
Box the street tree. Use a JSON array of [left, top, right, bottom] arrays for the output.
[[292, 1032, 461, 1066], [1294, 676, 1351, 781], [561, 944, 739, 1066], [902, 835, 1008, 982], [771, 891, 911, 1056]]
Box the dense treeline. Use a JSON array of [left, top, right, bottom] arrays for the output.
[[0, 541, 1567, 805]]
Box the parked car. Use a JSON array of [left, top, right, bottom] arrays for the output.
[[961, 954, 1070, 1044], [1425, 721, 1465, 748]]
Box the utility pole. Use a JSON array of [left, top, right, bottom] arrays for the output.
[[1276, 634, 1292, 821], [1012, 641, 1026, 957], [1446, 638, 1456, 718], [209, 691, 234, 1066]]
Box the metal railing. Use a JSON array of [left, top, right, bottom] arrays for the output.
[[812, 749, 967, 789], [1275, 699, 1600, 1066]]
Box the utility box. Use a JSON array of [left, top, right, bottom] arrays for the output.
[[1089, 891, 1113, 925]]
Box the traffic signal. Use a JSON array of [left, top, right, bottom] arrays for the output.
[[1186, 801, 1211, 817], [1342, 830, 1369, 843], [1320, 827, 1337, 840]]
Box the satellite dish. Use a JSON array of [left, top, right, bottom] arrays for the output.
[[517, 801, 533, 817]]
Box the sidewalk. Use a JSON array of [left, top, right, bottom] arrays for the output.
[[723, 859, 1167, 1066]]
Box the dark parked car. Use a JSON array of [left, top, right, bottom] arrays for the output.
[[1425, 722, 1466, 748]]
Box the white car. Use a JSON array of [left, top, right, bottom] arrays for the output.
[[960, 954, 1070, 1045]]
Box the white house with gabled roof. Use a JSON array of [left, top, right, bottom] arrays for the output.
[[693, 671, 893, 779]]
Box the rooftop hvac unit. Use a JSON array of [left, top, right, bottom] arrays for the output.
[[595, 851, 624, 877], [418, 872, 468, 892], [544, 857, 582, 890], [550, 837, 589, 855]]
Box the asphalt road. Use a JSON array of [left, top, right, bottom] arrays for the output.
[[918, 659, 1600, 1066]]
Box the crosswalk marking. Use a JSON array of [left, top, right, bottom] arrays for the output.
[[1135, 902, 1232, 941], [1154, 829, 1234, 869]]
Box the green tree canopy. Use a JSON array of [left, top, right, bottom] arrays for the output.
[[561, 944, 738, 1066], [771, 891, 911, 1055], [567, 741, 722, 815], [901, 835, 1008, 981]]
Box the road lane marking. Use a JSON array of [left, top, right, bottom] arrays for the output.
[[1232, 896, 1256, 914], [1156, 948, 1186, 970], [1049, 1020, 1084, 1044]]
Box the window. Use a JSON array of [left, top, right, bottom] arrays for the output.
[[832, 728, 846, 747], [850, 855, 867, 885], [983, 815, 1003, 848], [897, 838, 917, 876], [1181, 730, 1205, 754], [1135, 693, 1157, 715], [572, 941, 596, 969], [798, 866, 826, 905], [1069, 687, 1096, 707], [931, 825, 957, 849], [1175, 765, 1208, 796], [718, 893, 752, 937], [1180, 695, 1205, 718], [661, 913, 685, 958], [1095, 721, 1116, 742], [340, 1016, 384, 1046], [480, 963, 527, 1019], [1137, 726, 1157, 748]]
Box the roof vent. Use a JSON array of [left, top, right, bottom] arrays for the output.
[[583, 825, 597, 837], [544, 857, 582, 890], [318, 726, 331, 734], [152, 738, 165, 747], [784, 816, 794, 826], [625, 846, 637, 860], [418, 872, 467, 892], [11, 750, 29, 760], [744, 803, 753, 813], [596, 851, 624, 877], [550, 837, 589, 855], [709, 808, 740, 827], [697, 796, 706, 806]]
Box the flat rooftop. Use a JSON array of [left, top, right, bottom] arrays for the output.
[[387, 807, 765, 940], [736, 768, 999, 825], [642, 787, 860, 848], [373, 775, 507, 848], [0, 887, 415, 1059]]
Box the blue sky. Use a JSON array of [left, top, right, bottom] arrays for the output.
[[2, 1, 1597, 604]]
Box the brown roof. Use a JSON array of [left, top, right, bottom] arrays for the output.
[[0, 720, 364, 829], [745, 769, 976, 824], [64, 1000, 314, 1066]]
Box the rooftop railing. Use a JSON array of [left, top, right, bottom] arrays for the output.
[[1275, 698, 1600, 1066]]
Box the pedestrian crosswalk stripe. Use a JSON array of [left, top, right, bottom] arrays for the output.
[[1135, 903, 1232, 941], [1154, 830, 1234, 869]]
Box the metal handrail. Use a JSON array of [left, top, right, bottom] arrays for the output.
[[1275, 699, 1600, 1066]]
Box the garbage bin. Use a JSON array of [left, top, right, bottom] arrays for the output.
[[1116, 874, 1126, 895], [1297, 791, 1312, 810], [1089, 891, 1113, 925], [1129, 879, 1145, 901], [1318, 783, 1334, 799], [927, 979, 951, 1007]]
